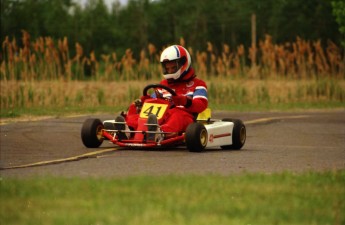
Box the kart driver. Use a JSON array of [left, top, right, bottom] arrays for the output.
[[116, 45, 208, 141]]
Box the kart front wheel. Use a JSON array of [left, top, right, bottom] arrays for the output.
[[81, 118, 104, 148], [185, 122, 208, 152], [220, 118, 246, 150]]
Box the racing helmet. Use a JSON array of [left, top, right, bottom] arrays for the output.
[[160, 45, 191, 80]]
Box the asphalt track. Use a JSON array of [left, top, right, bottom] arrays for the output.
[[0, 110, 344, 178]]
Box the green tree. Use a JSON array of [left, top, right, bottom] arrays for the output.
[[332, 0, 345, 47], [81, 0, 113, 54], [1, 0, 73, 44], [1, 0, 342, 61]]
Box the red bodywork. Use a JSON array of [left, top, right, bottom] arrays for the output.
[[101, 98, 185, 148]]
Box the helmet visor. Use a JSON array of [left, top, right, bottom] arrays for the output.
[[161, 60, 180, 75]]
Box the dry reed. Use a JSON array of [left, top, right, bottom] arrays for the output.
[[1, 31, 344, 112], [1, 78, 344, 112], [1, 31, 344, 81]]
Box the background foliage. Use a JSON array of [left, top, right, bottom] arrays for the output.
[[1, 0, 343, 58], [1, 0, 344, 116]]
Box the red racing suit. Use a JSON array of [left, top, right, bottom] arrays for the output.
[[124, 70, 208, 135]]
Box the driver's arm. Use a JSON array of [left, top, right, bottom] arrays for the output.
[[172, 85, 208, 113]]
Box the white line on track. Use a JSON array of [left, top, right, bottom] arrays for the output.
[[0, 148, 119, 170], [245, 115, 309, 125]]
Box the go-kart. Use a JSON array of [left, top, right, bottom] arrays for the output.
[[81, 84, 246, 152]]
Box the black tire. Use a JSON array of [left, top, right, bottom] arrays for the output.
[[220, 118, 246, 150], [81, 118, 104, 148], [185, 122, 208, 152]]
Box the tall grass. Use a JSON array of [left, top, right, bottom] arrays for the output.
[[1, 31, 344, 81], [0, 31, 344, 115], [1, 79, 344, 116]]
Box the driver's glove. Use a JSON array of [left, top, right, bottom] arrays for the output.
[[172, 95, 192, 108]]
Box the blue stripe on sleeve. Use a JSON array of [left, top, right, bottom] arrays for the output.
[[193, 87, 207, 99]]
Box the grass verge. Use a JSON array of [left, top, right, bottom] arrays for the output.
[[1, 101, 344, 119], [1, 78, 344, 118], [0, 105, 124, 119], [1, 171, 344, 225]]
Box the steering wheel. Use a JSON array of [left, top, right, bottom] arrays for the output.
[[143, 84, 177, 100]]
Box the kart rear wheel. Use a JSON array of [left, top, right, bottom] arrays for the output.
[[220, 118, 246, 150], [81, 118, 104, 148], [185, 122, 208, 152]]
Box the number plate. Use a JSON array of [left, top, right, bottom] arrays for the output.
[[139, 103, 168, 119]]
